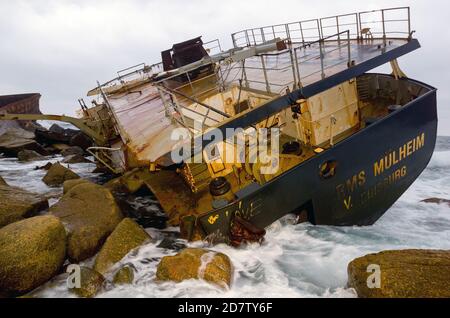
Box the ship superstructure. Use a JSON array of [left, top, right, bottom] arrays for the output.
[[1, 7, 438, 244]]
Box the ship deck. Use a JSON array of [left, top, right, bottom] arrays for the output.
[[239, 38, 411, 93]]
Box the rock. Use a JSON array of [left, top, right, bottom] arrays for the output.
[[104, 169, 147, 194], [94, 218, 151, 274], [113, 265, 135, 285], [50, 183, 123, 262], [0, 176, 7, 186], [114, 192, 168, 230], [69, 267, 105, 298], [156, 248, 233, 288], [17, 150, 45, 162], [62, 154, 92, 164], [1, 127, 35, 139], [70, 132, 93, 151], [34, 162, 53, 171], [421, 198, 450, 206], [0, 216, 67, 296], [63, 179, 93, 194], [0, 184, 49, 228], [0, 129, 48, 157], [44, 147, 61, 156], [35, 127, 68, 144], [347, 250, 450, 298], [49, 124, 65, 135], [51, 143, 70, 152], [42, 162, 80, 187], [61, 146, 84, 157], [157, 237, 187, 251]]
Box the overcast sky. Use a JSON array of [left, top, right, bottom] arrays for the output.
[[1, 0, 449, 135]]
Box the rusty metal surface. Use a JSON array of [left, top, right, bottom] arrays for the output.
[[0, 93, 41, 133], [106, 83, 185, 166], [0, 93, 41, 114]]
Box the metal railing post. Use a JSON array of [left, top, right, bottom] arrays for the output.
[[261, 27, 266, 43], [245, 30, 250, 47], [242, 61, 249, 88], [407, 7, 411, 36], [294, 48, 302, 87], [318, 19, 323, 39], [285, 24, 291, 43], [336, 16, 341, 42], [299, 22, 305, 45], [251, 29, 257, 45], [319, 40, 325, 79], [289, 49, 298, 89], [260, 55, 271, 93], [358, 12, 362, 39], [272, 26, 276, 39], [355, 13, 360, 40], [381, 9, 386, 43], [347, 30, 351, 66]]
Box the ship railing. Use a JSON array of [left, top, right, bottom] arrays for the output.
[[231, 7, 411, 48], [96, 62, 163, 93], [358, 7, 411, 40], [204, 39, 223, 55], [156, 84, 227, 133], [225, 30, 353, 94], [293, 30, 352, 85]]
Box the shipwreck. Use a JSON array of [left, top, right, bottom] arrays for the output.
[[0, 7, 438, 245]]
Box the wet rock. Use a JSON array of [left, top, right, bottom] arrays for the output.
[[35, 125, 79, 145], [421, 198, 450, 206], [70, 132, 93, 151], [62, 154, 92, 164], [156, 248, 233, 288], [113, 265, 135, 285], [0, 216, 67, 296], [157, 237, 187, 251], [114, 192, 168, 230], [35, 127, 68, 144], [105, 169, 148, 194], [34, 162, 53, 171], [61, 146, 84, 157], [0, 129, 47, 157], [0, 184, 49, 228], [17, 150, 45, 162], [42, 162, 80, 187], [0, 176, 7, 186], [92, 166, 113, 174], [94, 218, 151, 274], [50, 183, 123, 262], [44, 147, 61, 156], [51, 143, 70, 153], [69, 267, 105, 298], [49, 124, 65, 135], [63, 179, 93, 194], [348, 250, 450, 298]]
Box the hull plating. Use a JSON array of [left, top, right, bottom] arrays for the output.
[[198, 77, 438, 239]]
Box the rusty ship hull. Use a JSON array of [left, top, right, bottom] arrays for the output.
[[0, 7, 438, 245], [198, 74, 437, 240]]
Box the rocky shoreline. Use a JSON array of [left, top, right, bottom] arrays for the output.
[[0, 124, 449, 298]]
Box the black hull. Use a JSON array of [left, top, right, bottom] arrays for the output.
[[198, 75, 437, 240]]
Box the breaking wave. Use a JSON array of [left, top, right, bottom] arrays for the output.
[[1, 137, 449, 298]]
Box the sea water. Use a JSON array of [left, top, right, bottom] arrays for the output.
[[1, 137, 449, 298]]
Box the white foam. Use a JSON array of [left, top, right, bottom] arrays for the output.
[[6, 143, 450, 298]]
